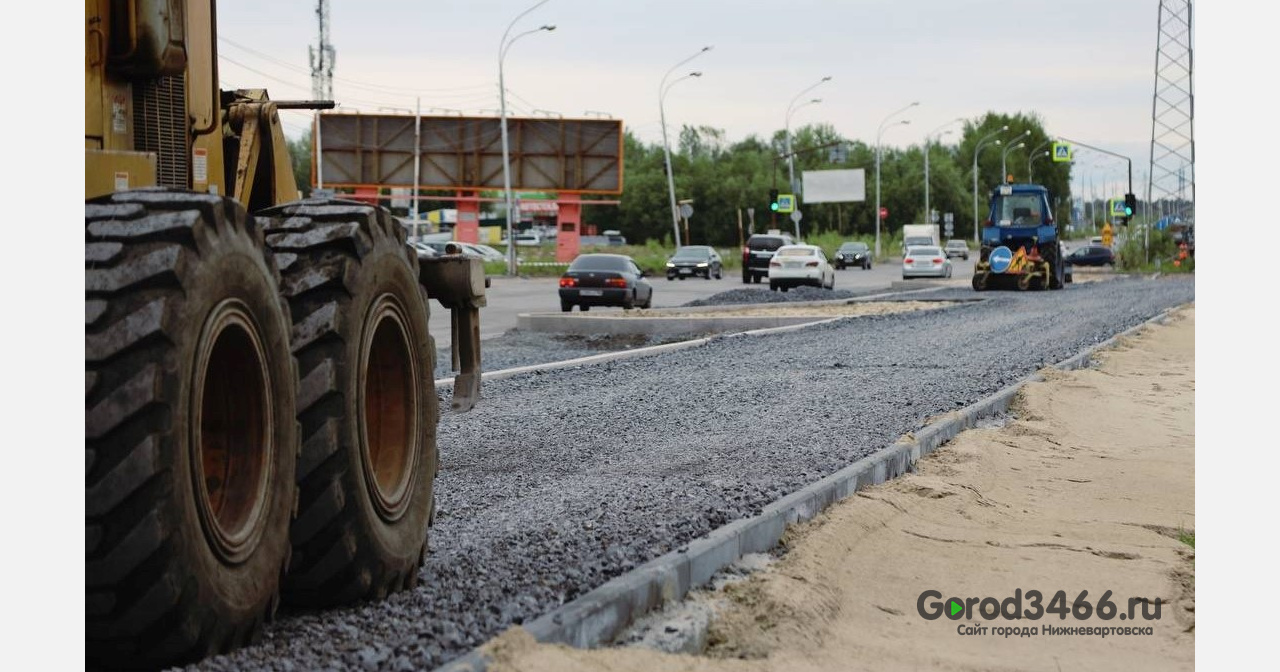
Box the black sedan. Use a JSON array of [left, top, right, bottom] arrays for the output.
[[559, 254, 654, 312], [834, 241, 872, 270], [665, 245, 722, 280], [1066, 245, 1115, 267]]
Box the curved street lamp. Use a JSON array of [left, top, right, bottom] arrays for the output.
[[1028, 150, 1051, 182], [972, 125, 1007, 244], [1001, 139, 1027, 183], [659, 45, 713, 248], [1000, 129, 1032, 181], [1027, 138, 1054, 179], [875, 101, 919, 257], [923, 117, 963, 226], [498, 0, 555, 274], [784, 75, 832, 203]]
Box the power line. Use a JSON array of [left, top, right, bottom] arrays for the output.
[[219, 36, 496, 98], [220, 54, 435, 110]]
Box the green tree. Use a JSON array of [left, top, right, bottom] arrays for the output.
[[285, 133, 312, 194], [956, 112, 1072, 235], [580, 111, 1070, 248]]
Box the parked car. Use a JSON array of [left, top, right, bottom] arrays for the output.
[[515, 232, 543, 246], [458, 242, 506, 262], [1089, 236, 1105, 246], [409, 241, 439, 261], [768, 244, 835, 291], [834, 241, 872, 270], [902, 246, 953, 279], [742, 232, 794, 284], [666, 245, 722, 280], [418, 240, 495, 261], [944, 239, 970, 260], [558, 253, 653, 312], [1065, 245, 1115, 267], [422, 240, 484, 257]]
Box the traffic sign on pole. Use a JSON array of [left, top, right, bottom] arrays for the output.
[[790, 210, 803, 224], [777, 194, 796, 213], [1052, 142, 1072, 162]]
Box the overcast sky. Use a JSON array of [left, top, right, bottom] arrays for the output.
[[217, 0, 1173, 194]]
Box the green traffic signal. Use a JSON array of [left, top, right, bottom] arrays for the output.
[[770, 203, 779, 212]]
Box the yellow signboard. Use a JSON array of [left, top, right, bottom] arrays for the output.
[[1101, 222, 1113, 248], [1052, 142, 1072, 163]]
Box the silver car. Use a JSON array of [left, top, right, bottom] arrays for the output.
[[902, 246, 953, 279]]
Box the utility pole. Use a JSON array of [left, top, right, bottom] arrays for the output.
[[310, 0, 334, 193], [1149, 0, 1195, 223], [309, 0, 335, 101], [412, 97, 421, 240]]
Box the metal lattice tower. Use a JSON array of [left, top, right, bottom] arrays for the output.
[[1148, 0, 1194, 223], [309, 0, 335, 100]]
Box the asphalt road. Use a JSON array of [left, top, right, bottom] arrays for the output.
[[429, 256, 977, 347], [198, 274, 1193, 672]]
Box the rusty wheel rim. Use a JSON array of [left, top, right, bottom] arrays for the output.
[[191, 300, 274, 564], [359, 294, 419, 521]]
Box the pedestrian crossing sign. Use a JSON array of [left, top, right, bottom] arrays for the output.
[[777, 194, 796, 213], [1052, 142, 1072, 162]]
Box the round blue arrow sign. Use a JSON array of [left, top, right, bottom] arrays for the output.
[[989, 246, 1013, 274]]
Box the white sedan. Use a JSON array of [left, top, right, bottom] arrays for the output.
[[902, 246, 953, 279], [459, 242, 507, 262], [768, 244, 836, 291]]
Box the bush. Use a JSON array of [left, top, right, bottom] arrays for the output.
[[1116, 229, 1193, 273]]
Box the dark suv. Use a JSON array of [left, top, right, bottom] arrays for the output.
[[742, 233, 794, 284]]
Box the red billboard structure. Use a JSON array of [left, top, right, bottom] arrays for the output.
[[313, 113, 624, 261]]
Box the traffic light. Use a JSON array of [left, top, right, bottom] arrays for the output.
[[1124, 193, 1137, 217], [769, 189, 780, 212]]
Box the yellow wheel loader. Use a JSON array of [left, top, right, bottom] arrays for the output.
[[85, 2, 485, 666]]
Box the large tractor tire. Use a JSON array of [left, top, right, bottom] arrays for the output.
[[86, 190, 298, 667], [261, 199, 438, 607]]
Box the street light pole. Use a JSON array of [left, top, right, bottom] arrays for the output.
[[499, 0, 555, 275], [785, 76, 832, 198], [922, 118, 962, 226], [1028, 150, 1050, 182], [874, 101, 918, 258], [1001, 130, 1031, 181], [972, 125, 1007, 244], [785, 99, 822, 191], [659, 45, 713, 249], [1026, 138, 1053, 180]]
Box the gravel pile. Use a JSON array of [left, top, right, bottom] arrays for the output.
[[193, 276, 1194, 672], [681, 285, 867, 307]]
